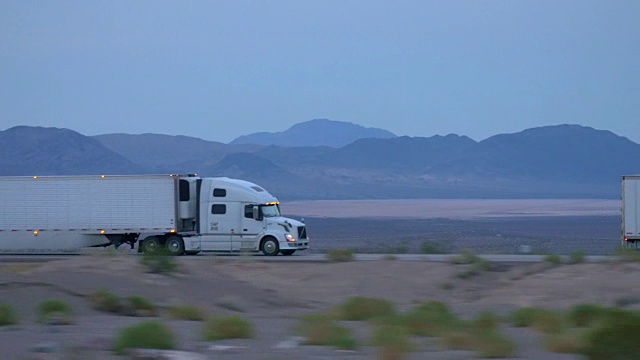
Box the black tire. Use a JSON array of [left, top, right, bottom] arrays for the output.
[[141, 236, 160, 254], [280, 250, 295, 256], [261, 237, 279, 256], [165, 235, 185, 256]]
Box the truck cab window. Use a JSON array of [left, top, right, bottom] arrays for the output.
[[213, 188, 226, 197], [211, 204, 226, 214], [244, 205, 254, 219], [261, 204, 280, 218]]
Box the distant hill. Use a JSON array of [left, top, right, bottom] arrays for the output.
[[229, 119, 396, 147], [94, 133, 259, 173], [199, 153, 318, 198], [441, 125, 640, 184], [0, 126, 144, 175], [2, 123, 639, 199], [315, 134, 477, 171]]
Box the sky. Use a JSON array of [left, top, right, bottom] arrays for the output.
[[1, 0, 638, 143]]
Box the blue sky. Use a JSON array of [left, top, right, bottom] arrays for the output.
[[1, 0, 638, 143]]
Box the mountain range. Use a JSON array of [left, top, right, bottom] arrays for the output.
[[1, 119, 639, 200], [230, 119, 396, 147]]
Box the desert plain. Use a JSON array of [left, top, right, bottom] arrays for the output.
[[0, 199, 637, 359]]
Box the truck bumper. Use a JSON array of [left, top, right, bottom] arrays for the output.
[[285, 241, 309, 250]]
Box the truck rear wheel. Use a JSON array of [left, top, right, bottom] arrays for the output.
[[141, 236, 160, 253], [165, 236, 185, 256], [261, 237, 279, 256]]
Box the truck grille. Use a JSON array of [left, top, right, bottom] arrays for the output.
[[297, 226, 307, 239]]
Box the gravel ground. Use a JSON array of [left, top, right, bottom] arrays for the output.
[[2, 255, 639, 359]]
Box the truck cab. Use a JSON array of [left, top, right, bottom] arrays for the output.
[[142, 176, 309, 256]]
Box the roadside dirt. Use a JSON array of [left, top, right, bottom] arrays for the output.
[[1, 255, 639, 359]]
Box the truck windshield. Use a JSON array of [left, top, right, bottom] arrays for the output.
[[261, 204, 281, 218]]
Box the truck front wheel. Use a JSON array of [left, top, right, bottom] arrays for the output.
[[165, 236, 185, 256], [261, 237, 279, 256]]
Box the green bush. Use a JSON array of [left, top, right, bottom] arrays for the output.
[[326, 248, 354, 262], [420, 240, 448, 254], [450, 250, 495, 279], [531, 311, 565, 334], [296, 313, 357, 350], [441, 329, 478, 350], [371, 324, 415, 358], [510, 307, 565, 334], [469, 310, 500, 331], [336, 296, 395, 321], [440, 321, 514, 358], [450, 249, 483, 265], [202, 316, 254, 341], [167, 305, 205, 321], [543, 329, 584, 353], [544, 253, 563, 265], [614, 247, 640, 262], [510, 307, 550, 327], [456, 266, 481, 279], [37, 299, 72, 324], [126, 296, 157, 317], [456, 260, 494, 279], [568, 250, 586, 264], [112, 321, 175, 355], [140, 249, 178, 274], [567, 304, 611, 327], [580, 311, 640, 359], [401, 300, 460, 337], [89, 289, 122, 313], [0, 304, 18, 326]]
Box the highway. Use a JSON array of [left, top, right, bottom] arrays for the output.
[[0, 252, 614, 263]]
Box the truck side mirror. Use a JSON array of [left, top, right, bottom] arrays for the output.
[[252, 206, 261, 220]]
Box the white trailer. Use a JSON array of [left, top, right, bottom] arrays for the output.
[[622, 175, 640, 248], [0, 174, 309, 255]]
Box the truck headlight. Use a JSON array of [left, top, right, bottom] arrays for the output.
[[285, 234, 296, 242]]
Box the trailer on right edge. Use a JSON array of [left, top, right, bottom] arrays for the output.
[[622, 175, 640, 248]]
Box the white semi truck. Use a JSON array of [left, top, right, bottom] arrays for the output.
[[0, 174, 309, 255], [622, 175, 640, 248]]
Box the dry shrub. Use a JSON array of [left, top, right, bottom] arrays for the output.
[[202, 315, 254, 341], [0, 304, 18, 326], [326, 248, 354, 262], [336, 296, 395, 321], [371, 324, 415, 359], [167, 305, 205, 321], [112, 321, 175, 355], [296, 313, 357, 350]]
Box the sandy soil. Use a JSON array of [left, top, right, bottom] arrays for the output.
[[1, 254, 639, 359]]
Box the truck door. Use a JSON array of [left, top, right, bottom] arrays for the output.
[[232, 204, 264, 251], [199, 202, 241, 251]]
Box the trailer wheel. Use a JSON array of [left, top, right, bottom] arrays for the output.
[[142, 236, 160, 253], [165, 236, 185, 256], [261, 237, 279, 256], [280, 250, 295, 256]]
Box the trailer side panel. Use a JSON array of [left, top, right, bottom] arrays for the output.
[[623, 176, 640, 241], [0, 175, 177, 233]]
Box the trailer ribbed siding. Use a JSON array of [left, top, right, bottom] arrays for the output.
[[0, 175, 177, 234]]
